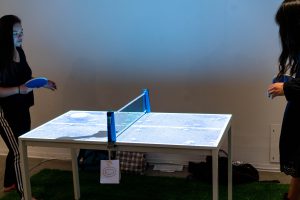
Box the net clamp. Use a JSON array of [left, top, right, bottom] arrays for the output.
[[107, 142, 117, 150], [107, 142, 117, 160]]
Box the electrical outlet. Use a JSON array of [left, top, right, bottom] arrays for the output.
[[270, 124, 281, 163]]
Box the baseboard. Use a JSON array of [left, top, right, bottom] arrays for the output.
[[252, 162, 280, 172], [0, 147, 71, 160]]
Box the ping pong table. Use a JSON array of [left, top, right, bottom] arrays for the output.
[[19, 89, 232, 200]]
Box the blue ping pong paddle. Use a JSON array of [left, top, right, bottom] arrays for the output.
[[25, 77, 48, 88], [272, 74, 293, 83]]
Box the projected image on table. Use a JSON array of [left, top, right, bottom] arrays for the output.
[[26, 111, 107, 141]]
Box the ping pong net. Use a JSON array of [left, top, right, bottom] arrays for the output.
[[107, 89, 151, 142]]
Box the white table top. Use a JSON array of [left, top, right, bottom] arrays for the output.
[[19, 110, 232, 149]]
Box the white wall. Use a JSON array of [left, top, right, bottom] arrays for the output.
[[0, 0, 285, 170]]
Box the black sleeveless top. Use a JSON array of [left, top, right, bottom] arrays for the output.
[[0, 47, 34, 110]]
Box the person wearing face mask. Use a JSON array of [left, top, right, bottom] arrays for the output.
[[0, 15, 57, 200]]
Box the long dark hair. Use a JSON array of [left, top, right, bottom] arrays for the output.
[[276, 0, 300, 76], [0, 15, 21, 70]]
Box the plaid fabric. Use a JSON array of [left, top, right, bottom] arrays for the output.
[[116, 151, 146, 174]]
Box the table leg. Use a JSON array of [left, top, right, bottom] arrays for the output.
[[228, 127, 232, 200], [71, 148, 80, 200], [212, 149, 219, 200], [19, 139, 32, 199]]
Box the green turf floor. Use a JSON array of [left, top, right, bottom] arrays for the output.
[[0, 169, 289, 200]]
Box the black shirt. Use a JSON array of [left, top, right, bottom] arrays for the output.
[[0, 47, 34, 110]]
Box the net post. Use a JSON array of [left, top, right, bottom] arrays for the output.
[[143, 89, 151, 113], [107, 111, 116, 143]]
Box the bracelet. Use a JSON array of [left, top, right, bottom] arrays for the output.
[[18, 86, 20, 94]]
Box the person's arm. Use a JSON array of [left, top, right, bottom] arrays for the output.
[[0, 84, 33, 98], [283, 78, 300, 101]]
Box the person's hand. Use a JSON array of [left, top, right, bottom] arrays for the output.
[[268, 82, 284, 99], [43, 80, 57, 91], [19, 84, 33, 94]]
